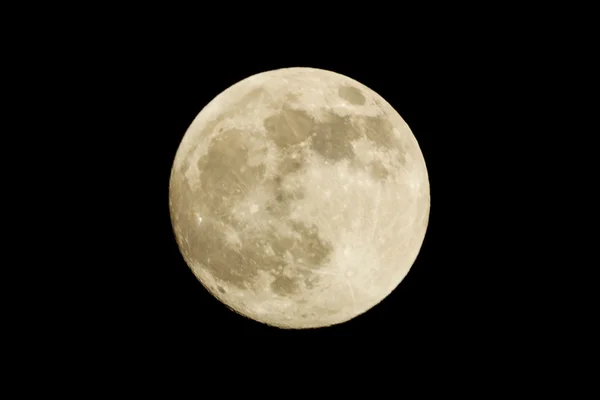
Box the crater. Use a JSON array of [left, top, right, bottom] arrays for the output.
[[338, 85, 366, 105], [217, 286, 226, 294]]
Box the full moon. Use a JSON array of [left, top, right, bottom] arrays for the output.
[[169, 67, 430, 329]]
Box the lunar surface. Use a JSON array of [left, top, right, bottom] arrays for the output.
[[169, 67, 430, 329]]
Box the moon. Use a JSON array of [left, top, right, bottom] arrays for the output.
[[169, 67, 430, 329]]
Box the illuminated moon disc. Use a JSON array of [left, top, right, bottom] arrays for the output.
[[169, 67, 430, 329]]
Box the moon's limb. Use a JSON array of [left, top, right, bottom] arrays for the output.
[[169, 67, 430, 329]]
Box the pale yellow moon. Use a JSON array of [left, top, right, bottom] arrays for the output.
[[169, 67, 430, 329]]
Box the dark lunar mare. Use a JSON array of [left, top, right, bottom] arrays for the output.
[[171, 88, 407, 297]]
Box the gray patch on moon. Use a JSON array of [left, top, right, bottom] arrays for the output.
[[338, 85, 366, 105], [264, 106, 314, 147], [262, 105, 403, 182], [310, 111, 362, 162], [362, 115, 401, 153], [177, 87, 270, 177], [368, 159, 390, 180], [276, 155, 305, 176], [264, 106, 404, 179], [195, 128, 267, 215], [176, 102, 406, 295], [175, 194, 334, 296], [270, 275, 299, 296], [174, 122, 334, 296], [213, 220, 331, 295]]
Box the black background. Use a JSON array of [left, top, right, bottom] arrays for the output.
[[117, 57, 448, 337], [82, 37, 501, 353], [8, 6, 581, 385]]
